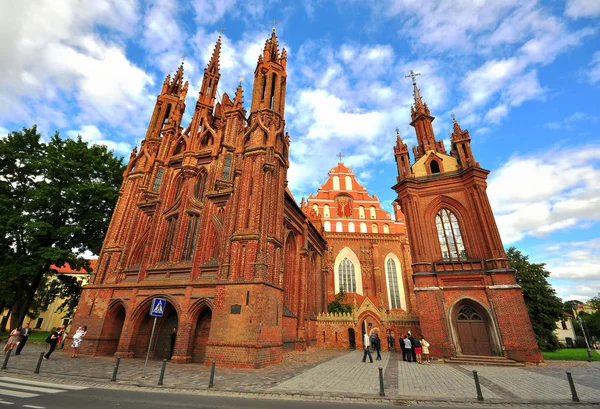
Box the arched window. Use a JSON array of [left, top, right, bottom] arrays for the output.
[[338, 258, 356, 293], [348, 222, 355, 232], [160, 216, 179, 261], [195, 173, 207, 200], [383, 224, 390, 234], [359, 206, 365, 219], [174, 177, 184, 199], [174, 139, 185, 155], [371, 224, 378, 233], [386, 258, 401, 309], [312, 204, 319, 215], [336, 222, 343, 232], [152, 168, 164, 192], [436, 208, 466, 260], [345, 176, 352, 190], [360, 222, 367, 233], [182, 215, 200, 260], [332, 176, 340, 190], [370, 206, 376, 219], [430, 160, 441, 174], [324, 221, 331, 232], [222, 154, 233, 179], [323, 205, 330, 218]]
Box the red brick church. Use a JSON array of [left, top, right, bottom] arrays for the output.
[[69, 31, 542, 367]]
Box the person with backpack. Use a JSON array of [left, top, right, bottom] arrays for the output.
[[44, 328, 60, 360]]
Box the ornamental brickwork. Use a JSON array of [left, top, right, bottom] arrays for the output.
[[68, 33, 542, 367]]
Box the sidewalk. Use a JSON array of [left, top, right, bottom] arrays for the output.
[[2, 345, 600, 407]]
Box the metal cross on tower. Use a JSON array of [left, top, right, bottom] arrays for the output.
[[404, 70, 421, 83], [337, 152, 345, 162]]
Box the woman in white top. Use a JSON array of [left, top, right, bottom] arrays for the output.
[[71, 326, 87, 358]]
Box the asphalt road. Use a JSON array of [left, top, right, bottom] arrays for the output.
[[0, 376, 515, 409]]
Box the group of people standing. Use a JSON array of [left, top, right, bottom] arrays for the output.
[[2, 322, 31, 355], [2, 322, 87, 360], [362, 330, 431, 364], [399, 332, 430, 364]]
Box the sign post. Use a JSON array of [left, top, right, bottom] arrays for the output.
[[142, 297, 166, 378]]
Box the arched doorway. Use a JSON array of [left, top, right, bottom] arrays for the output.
[[132, 300, 179, 359], [155, 310, 178, 359], [453, 302, 493, 356], [348, 328, 356, 349], [192, 308, 212, 363], [98, 303, 126, 356]]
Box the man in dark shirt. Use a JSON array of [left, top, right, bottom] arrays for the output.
[[15, 322, 31, 355]]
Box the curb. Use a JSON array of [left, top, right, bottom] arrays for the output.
[[2, 368, 600, 406]]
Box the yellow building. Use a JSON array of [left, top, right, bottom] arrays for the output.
[[1, 261, 94, 333]]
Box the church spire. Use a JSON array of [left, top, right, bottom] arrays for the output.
[[393, 128, 411, 179], [250, 29, 287, 116], [450, 113, 478, 169], [405, 71, 445, 161]]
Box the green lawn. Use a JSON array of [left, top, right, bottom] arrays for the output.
[[1, 331, 51, 343], [543, 348, 598, 361]]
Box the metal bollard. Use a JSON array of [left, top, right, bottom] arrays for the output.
[[378, 367, 385, 396], [472, 370, 484, 401], [1, 349, 11, 370], [111, 357, 121, 382], [157, 359, 167, 386], [34, 352, 44, 374], [566, 372, 579, 402], [208, 361, 216, 388]]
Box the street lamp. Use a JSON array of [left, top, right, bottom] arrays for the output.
[[571, 302, 593, 362]]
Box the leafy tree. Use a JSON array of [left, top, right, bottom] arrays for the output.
[[0, 126, 124, 330], [506, 247, 564, 352], [328, 287, 353, 314], [589, 294, 600, 311]]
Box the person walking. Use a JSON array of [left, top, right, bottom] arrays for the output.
[[170, 327, 177, 359], [14, 323, 31, 355], [374, 333, 382, 360], [71, 326, 87, 358], [44, 328, 60, 360], [3, 326, 21, 355], [421, 336, 431, 363], [362, 332, 373, 363]]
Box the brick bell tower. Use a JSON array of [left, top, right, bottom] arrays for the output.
[[204, 28, 290, 368], [392, 71, 542, 363]]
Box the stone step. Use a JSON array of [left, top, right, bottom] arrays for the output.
[[445, 355, 525, 367]]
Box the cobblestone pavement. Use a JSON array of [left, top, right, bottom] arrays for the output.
[[271, 349, 389, 395], [2, 344, 600, 406], [397, 361, 500, 399]]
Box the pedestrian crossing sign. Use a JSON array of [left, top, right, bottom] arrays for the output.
[[150, 298, 166, 317]]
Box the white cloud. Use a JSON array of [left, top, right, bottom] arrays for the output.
[[565, 0, 600, 19], [67, 125, 132, 155], [587, 51, 600, 85], [0, 0, 154, 135], [142, 0, 186, 73], [488, 145, 600, 243]]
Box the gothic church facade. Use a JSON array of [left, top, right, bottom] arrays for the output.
[[69, 31, 542, 367]]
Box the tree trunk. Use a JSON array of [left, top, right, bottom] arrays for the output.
[[10, 267, 47, 330]]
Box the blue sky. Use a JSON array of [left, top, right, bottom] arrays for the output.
[[1, 0, 599, 301]]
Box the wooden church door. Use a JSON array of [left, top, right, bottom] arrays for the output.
[[455, 304, 493, 356]]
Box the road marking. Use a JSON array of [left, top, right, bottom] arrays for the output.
[[0, 382, 66, 394], [23, 405, 45, 409], [0, 389, 38, 399], [0, 401, 15, 405], [0, 378, 86, 391]]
